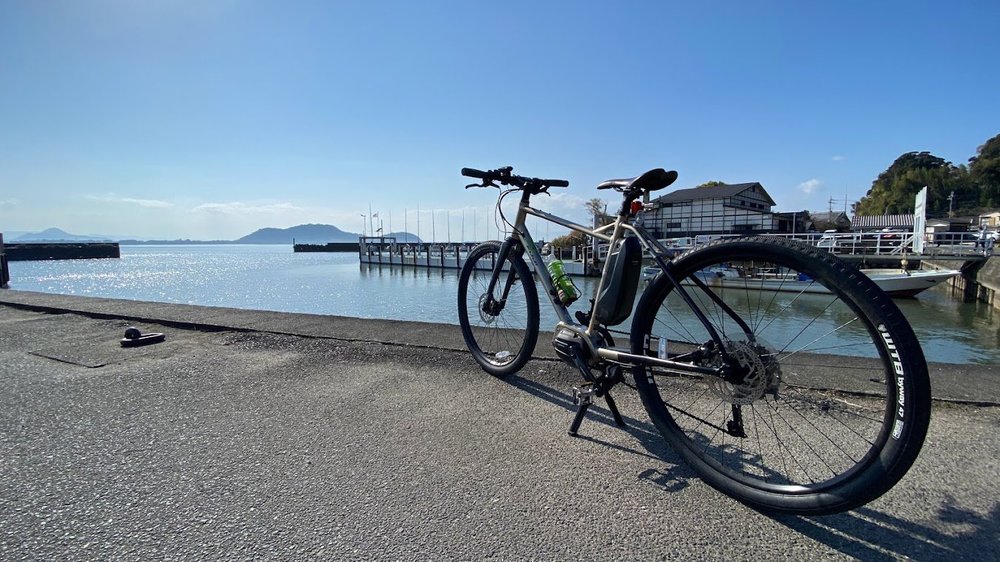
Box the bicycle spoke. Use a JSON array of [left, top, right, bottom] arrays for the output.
[[634, 242, 914, 499]]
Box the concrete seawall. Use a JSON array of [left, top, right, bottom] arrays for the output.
[[0, 289, 995, 404], [927, 255, 999, 308]]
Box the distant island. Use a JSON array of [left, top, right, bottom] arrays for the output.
[[6, 225, 423, 245]]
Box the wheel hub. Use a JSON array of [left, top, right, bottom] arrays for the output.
[[478, 293, 502, 323], [708, 339, 781, 405]]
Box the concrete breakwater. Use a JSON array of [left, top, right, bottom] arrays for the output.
[[3, 241, 120, 261]]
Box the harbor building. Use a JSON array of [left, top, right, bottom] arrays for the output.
[[643, 182, 778, 238]]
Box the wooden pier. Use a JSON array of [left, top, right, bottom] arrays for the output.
[[359, 237, 484, 271], [357, 237, 597, 275], [294, 242, 360, 253], [356, 232, 989, 281]]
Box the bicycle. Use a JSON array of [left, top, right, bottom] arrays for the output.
[[456, 166, 931, 515]]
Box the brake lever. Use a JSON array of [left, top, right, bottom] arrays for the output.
[[465, 180, 498, 189]]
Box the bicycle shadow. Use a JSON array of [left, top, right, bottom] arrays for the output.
[[503, 369, 699, 492], [503, 369, 998, 559], [767, 499, 1000, 560]]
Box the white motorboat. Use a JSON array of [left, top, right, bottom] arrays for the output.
[[858, 268, 961, 297], [695, 267, 959, 298]]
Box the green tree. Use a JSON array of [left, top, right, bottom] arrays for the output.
[[585, 198, 611, 226], [697, 180, 726, 188], [854, 152, 971, 216], [969, 133, 1000, 208], [550, 230, 586, 249]]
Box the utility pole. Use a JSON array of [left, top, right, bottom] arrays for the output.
[[948, 191, 955, 217]]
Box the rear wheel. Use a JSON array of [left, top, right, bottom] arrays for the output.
[[458, 241, 539, 377], [630, 237, 930, 514]]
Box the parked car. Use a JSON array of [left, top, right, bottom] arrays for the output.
[[817, 230, 839, 250]]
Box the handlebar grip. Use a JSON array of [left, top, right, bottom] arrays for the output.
[[461, 167, 489, 179], [545, 179, 569, 188]]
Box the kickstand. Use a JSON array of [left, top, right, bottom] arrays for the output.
[[568, 387, 627, 436], [604, 393, 627, 428], [567, 349, 628, 437]]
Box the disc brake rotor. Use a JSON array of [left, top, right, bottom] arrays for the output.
[[478, 293, 497, 324], [708, 339, 780, 405]]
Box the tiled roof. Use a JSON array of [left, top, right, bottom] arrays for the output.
[[809, 211, 849, 222], [650, 182, 775, 205], [851, 214, 914, 229]]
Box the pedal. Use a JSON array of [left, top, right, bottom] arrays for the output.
[[572, 383, 595, 406]]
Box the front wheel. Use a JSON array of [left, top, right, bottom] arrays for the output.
[[457, 241, 539, 377], [630, 237, 930, 514]]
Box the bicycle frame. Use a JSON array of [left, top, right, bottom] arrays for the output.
[[487, 189, 745, 378]]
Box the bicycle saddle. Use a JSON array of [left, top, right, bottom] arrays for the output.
[[597, 168, 678, 193]]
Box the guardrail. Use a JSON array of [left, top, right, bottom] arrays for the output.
[[651, 230, 987, 257]]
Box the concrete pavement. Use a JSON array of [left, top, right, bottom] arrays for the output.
[[1, 291, 999, 560]]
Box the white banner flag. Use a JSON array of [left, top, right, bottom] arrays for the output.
[[913, 186, 927, 254]]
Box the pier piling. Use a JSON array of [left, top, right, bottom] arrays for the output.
[[1, 234, 9, 288]]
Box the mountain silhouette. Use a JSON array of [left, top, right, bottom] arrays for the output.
[[13, 228, 113, 242], [236, 224, 360, 244], [236, 224, 423, 244], [10, 224, 422, 244]]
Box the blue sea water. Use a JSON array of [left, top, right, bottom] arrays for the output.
[[6, 244, 999, 365]]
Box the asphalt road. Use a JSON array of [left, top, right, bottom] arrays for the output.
[[1, 294, 999, 560]]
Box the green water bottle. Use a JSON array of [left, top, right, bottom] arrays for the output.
[[546, 257, 580, 306]]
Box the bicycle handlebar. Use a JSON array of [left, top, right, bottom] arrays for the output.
[[461, 167, 491, 180], [461, 166, 568, 192]]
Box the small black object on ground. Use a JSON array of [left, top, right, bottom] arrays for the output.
[[120, 326, 166, 347]]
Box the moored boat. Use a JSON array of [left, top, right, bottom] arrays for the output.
[[694, 266, 959, 298], [858, 268, 961, 297]]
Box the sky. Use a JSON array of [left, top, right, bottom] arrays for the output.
[[1, 0, 999, 241]]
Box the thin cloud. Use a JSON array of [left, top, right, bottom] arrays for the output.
[[192, 201, 304, 215], [798, 179, 823, 194], [88, 194, 174, 208], [121, 197, 174, 208], [0, 198, 17, 207], [832, 155, 846, 161]]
